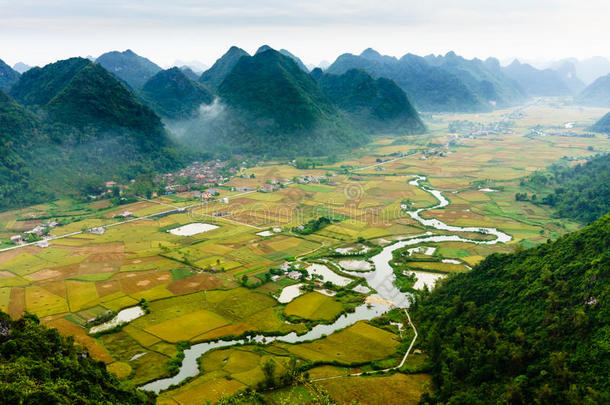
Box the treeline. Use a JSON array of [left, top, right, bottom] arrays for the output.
[[411, 214, 610, 404], [0, 312, 155, 404], [519, 153, 609, 223]]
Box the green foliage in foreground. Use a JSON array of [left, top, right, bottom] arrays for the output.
[[0, 312, 155, 404], [412, 214, 610, 404], [524, 153, 609, 223]]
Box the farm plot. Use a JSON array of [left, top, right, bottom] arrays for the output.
[[284, 292, 343, 321]]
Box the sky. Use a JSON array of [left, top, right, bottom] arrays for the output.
[[2, 0, 609, 69]]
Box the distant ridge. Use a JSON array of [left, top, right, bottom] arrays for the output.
[[96, 49, 162, 89], [576, 74, 610, 107], [327, 49, 487, 112]]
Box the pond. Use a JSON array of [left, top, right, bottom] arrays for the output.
[[168, 223, 219, 236], [89, 306, 145, 334], [306, 263, 352, 286]]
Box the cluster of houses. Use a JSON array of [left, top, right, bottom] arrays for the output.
[[270, 262, 304, 282], [161, 160, 229, 193], [449, 119, 514, 138], [10, 220, 59, 246]]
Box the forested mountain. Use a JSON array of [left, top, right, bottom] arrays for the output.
[[210, 49, 366, 156], [590, 112, 610, 134], [141, 67, 213, 119], [413, 214, 610, 404], [523, 153, 610, 223], [199, 46, 249, 90], [96, 49, 162, 89], [551, 56, 610, 85], [1, 58, 185, 210], [312, 68, 425, 134], [0, 58, 20, 92], [327, 49, 488, 112], [575, 74, 610, 107], [503, 60, 577, 96], [0, 312, 155, 404], [425, 52, 525, 106]]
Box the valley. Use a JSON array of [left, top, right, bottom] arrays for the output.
[[0, 98, 608, 404]]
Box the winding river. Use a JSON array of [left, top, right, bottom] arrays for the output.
[[139, 175, 511, 393]]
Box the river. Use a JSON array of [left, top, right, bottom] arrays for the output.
[[139, 175, 511, 393]]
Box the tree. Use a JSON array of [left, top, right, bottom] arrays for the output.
[[262, 359, 276, 387]]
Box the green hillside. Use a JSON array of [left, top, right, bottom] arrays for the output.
[[0, 58, 20, 92], [96, 49, 162, 89], [199, 46, 249, 90], [413, 214, 610, 404], [523, 153, 610, 224], [1, 58, 186, 210], [216, 49, 366, 156], [141, 67, 213, 119], [312, 68, 425, 134], [0, 312, 155, 404], [590, 112, 610, 134], [576, 74, 610, 107]]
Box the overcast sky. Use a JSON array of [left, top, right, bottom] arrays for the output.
[[2, 0, 609, 68]]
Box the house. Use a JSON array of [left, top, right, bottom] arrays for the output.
[[279, 262, 292, 271], [89, 227, 106, 235], [273, 227, 282, 233], [120, 211, 132, 218], [221, 197, 229, 204], [271, 275, 283, 282], [286, 271, 302, 280], [192, 191, 202, 199], [10, 235, 22, 243], [206, 188, 219, 196], [105, 181, 117, 188], [44, 221, 59, 228], [25, 225, 46, 236], [36, 240, 50, 248], [202, 192, 213, 200], [259, 184, 275, 193]]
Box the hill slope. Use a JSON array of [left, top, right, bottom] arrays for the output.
[[312, 68, 425, 134], [413, 214, 610, 404], [576, 74, 610, 107], [327, 49, 486, 112], [0, 312, 154, 403], [96, 49, 162, 89], [199, 46, 249, 90], [590, 112, 610, 134], [215, 49, 365, 155], [0, 58, 20, 92], [141, 67, 213, 119]]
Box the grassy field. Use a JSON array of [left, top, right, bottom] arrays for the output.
[[0, 100, 608, 403]]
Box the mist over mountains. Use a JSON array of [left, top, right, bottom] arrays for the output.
[[1, 45, 610, 209]]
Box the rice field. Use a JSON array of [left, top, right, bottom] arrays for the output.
[[0, 100, 607, 402]]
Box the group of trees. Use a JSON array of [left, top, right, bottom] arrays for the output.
[[520, 154, 609, 223], [0, 312, 155, 404], [412, 214, 609, 404]]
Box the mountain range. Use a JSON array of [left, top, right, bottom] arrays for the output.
[[503, 60, 584, 97]]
